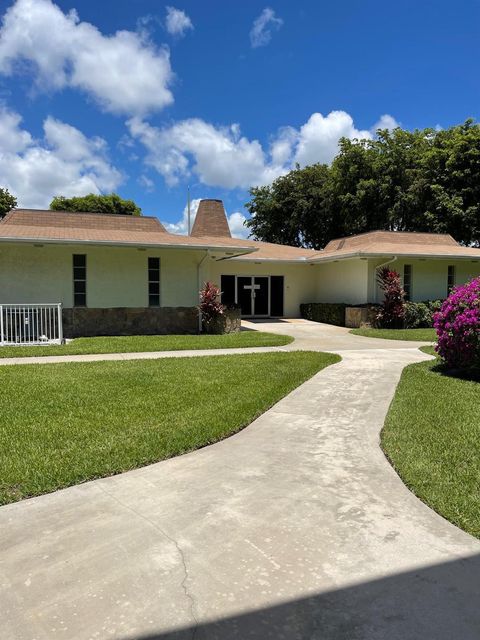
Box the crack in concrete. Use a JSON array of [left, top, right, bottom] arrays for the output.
[[96, 483, 199, 638]]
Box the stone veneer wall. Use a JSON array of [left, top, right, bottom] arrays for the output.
[[203, 308, 241, 334], [63, 307, 198, 338]]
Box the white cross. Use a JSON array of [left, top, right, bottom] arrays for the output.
[[243, 284, 261, 290]]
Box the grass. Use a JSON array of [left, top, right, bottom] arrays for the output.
[[382, 350, 480, 538], [0, 350, 339, 504], [0, 331, 293, 358], [350, 327, 436, 341]]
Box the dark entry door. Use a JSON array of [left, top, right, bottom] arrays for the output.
[[237, 276, 253, 316], [253, 277, 269, 316]]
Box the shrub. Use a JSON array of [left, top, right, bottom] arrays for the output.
[[434, 277, 480, 370], [404, 300, 444, 328], [199, 282, 224, 332], [376, 267, 405, 328], [300, 303, 347, 326]]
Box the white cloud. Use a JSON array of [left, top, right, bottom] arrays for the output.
[[128, 110, 396, 191], [138, 175, 155, 192], [0, 0, 174, 116], [162, 198, 248, 239], [250, 7, 283, 48], [127, 116, 284, 189], [0, 106, 122, 208], [227, 211, 249, 239], [371, 114, 400, 133], [165, 6, 193, 37], [294, 111, 371, 166]]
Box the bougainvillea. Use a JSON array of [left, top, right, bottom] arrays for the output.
[[199, 281, 225, 331], [376, 267, 406, 328], [434, 276, 480, 370]]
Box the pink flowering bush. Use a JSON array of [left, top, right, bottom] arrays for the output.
[[434, 276, 480, 370], [199, 281, 225, 332]]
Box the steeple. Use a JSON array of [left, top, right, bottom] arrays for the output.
[[190, 199, 231, 238]]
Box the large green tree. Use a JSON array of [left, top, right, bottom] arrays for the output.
[[50, 193, 142, 216], [0, 187, 17, 219], [246, 121, 480, 248]]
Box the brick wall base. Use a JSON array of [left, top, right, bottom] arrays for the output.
[[63, 307, 199, 338]]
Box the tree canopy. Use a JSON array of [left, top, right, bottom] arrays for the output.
[[0, 187, 17, 219], [50, 193, 142, 216], [246, 120, 480, 248]]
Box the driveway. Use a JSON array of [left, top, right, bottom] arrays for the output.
[[1, 323, 479, 639]]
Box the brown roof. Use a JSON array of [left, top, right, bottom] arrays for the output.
[[0, 209, 256, 254], [315, 230, 480, 261], [1, 211, 479, 262], [230, 238, 318, 261], [3, 209, 167, 232], [191, 199, 232, 238]]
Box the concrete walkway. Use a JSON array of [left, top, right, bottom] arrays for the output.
[[1, 324, 479, 639], [0, 319, 431, 365]]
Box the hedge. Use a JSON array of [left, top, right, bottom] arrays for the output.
[[300, 303, 347, 326]]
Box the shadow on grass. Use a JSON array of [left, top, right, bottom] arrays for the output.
[[430, 361, 480, 383], [120, 554, 480, 640]]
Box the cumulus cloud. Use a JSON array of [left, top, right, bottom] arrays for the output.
[[128, 110, 396, 191], [162, 197, 248, 239], [294, 111, 371, 166], [250, 7, 283, 48], [0, 0, 174, 115], [371, 114, 400, 133], [127, 116, 284, 189], [165, 6, 193, 36], [0, 106, 122, 208]]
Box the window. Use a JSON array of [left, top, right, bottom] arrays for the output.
[[73, 254, 86, 307], [403, 264, 412, 301], [447, 265, 456, 295], [148, 257, 160, 307]]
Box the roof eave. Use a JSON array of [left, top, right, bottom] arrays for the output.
[[0, 236, 258, 255], [309, 250, 480, 263]]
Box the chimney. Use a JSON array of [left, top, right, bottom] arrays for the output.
[[190, 199, 231, 238]]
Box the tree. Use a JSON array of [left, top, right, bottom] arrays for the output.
[[246, 121, 480, 248], [0, 187, 17, 219], [50, 193, 142, 216], [245, 164, 331, 248]]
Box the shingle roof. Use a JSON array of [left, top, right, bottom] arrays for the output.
[[1, 211, 479, 262], [0, 209, 257, 254], [191, 200, 232, 238], [315, 230, 480, 261]]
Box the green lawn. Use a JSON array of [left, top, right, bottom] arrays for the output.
[[382, 349, 480, 538], [0, 351, 339, 504], [350, 327, 436, 341], [0, 331, 293, 358]]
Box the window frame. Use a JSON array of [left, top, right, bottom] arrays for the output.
[[73, 254, 87, 308], [148, 257, 160, 307], [403, 264, 412, 301], [447, 265, 456, 296]]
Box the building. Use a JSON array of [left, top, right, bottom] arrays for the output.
[[0, 199, 479, 336]]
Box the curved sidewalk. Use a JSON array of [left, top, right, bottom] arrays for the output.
[[0, 319, 432, 365], [1, 344, 479, 640]]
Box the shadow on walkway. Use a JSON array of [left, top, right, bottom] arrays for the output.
[[121, 553, 480, 640]]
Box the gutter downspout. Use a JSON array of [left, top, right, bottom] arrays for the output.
[[197, 250, 211, 332], [373, 256, 397, 303]]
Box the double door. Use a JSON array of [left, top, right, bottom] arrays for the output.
[[237, 276, 269, 317]]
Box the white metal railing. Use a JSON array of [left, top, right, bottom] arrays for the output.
[[0, 304, 63, 346]]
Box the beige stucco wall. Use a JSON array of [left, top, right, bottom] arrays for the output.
[[208, 259, 318, 317], [2, 242, 479, 315], [369, 257, 480, 302], [0, 243, 206, 308], [315, 259, 370, 304]]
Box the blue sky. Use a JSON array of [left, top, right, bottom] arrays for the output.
[[0, 0, 479, 236]]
